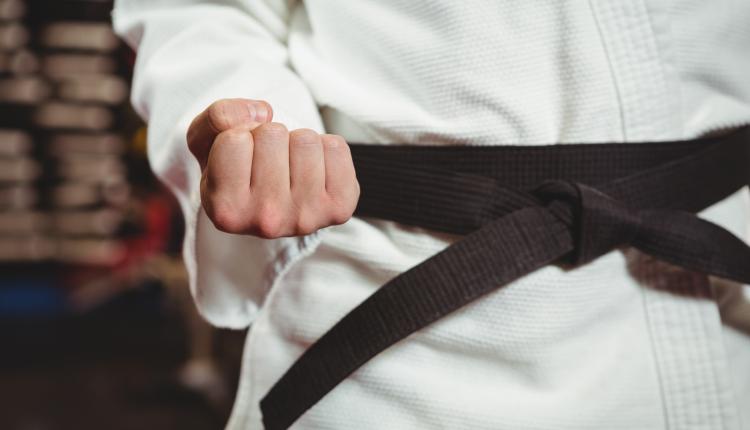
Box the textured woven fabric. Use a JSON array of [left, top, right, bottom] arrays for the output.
[[262, 131, 750, 429], [112, 0, 750, 429]]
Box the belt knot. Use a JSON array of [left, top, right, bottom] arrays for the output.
[[534, 180, 642, 266]]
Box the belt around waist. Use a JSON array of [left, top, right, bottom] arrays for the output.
[[261, 127, 750, 429]]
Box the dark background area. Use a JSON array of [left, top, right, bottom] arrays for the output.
[[0, 1, 244, 428]]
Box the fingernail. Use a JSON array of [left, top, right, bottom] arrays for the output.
[[253, 103, 269, 122], [246, 102, 258, 121]]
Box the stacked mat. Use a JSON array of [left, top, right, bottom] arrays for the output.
[[0, 0, 131, 265]]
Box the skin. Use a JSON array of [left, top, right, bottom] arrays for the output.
[[186, 98, 360, 238]]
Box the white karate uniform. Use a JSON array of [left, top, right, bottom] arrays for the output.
[[112, 1, 750, 428]]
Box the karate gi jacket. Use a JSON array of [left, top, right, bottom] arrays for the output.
[[113, 0, 750, 428]]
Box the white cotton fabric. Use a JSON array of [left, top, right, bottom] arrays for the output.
[[112, 1, 750, 428]]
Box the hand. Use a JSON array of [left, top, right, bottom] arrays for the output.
[[186, 98, 360, 238]]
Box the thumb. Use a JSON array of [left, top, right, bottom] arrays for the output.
[[187, 98, 273, 169]]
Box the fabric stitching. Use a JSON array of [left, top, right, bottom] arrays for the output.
[[639, 286, 672, 429], [586, 0, 627, 141], [639, 0, 685, 139]]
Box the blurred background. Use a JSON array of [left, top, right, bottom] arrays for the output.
[[0, 1, 244, 428]]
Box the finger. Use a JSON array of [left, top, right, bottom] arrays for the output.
[[289, 129, 325, 218], [201, 128, 254, 233], [188, 98, 272, 170], [250, 121, 290, 203], [321, 134, 359, 224]]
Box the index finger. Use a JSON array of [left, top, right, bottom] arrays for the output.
[[187, 98, 272, 170]]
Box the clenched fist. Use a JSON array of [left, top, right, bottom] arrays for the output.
[[187, 98, 360, 238]]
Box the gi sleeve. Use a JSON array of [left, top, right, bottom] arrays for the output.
[[112, 0, 325, 328]]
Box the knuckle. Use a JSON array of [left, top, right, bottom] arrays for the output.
[[327, 199, 355, 226], [186, 135, 200, 157], [216, 127, 250, 144], [208, 200, 247, 234], [326, 178, 359, 225], [294, 215, 319, 236], [253, 203, 286, 238], [186, 124, 205, 157], [289, 128, 321, 146], [322, 134, 347, 149], [206, 99, 237, 132], [253, 122, 288, 141], [186, 119, 200, 146]]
